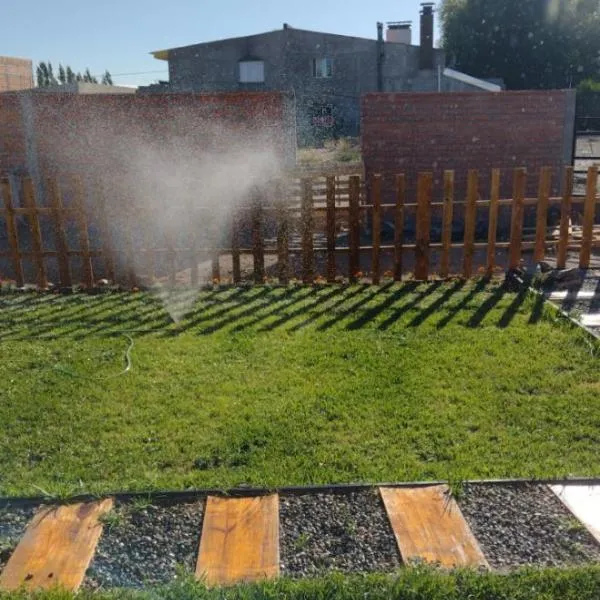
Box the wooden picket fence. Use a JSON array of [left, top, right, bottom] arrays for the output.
[[0, 165, 598, 289]]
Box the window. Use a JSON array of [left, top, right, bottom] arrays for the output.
[[239, 60, 264, 83], [313, 57, 333, 78]]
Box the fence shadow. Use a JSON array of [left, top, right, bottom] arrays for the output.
[[0, 279, 535, 342]]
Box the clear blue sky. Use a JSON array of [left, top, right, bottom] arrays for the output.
[[2, 0, 440, 87]]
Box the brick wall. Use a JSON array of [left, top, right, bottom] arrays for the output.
[[0, 57, 33, 93], [361, 90, 576, 203]]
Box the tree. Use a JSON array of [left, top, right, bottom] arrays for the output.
[[441, 0, 600, 89], [66, 66, 75, 83], [101, 70, 113, 85], [35, 62, 109, 87], [58, 64, 66, 84]]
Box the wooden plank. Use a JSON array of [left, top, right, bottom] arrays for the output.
[[550, 485, 600, 544], [509, 168, 527, 270], [1, 178, 24, 287], [95, 181, 116, 283], [557, 166, 574, 269], [394, 174, 406, 281], [415, 172, 433, 281], [22, 177, 47, 289], [534, 167, 552, 263], [579, 165, 598, 269], [380, 486, 488, 569], [196, 495, 279, 586], [371, 174, 382, 284], [326, 175, 336, 283], [47, 178, 72, 289], [0, 499, 113, 592], [349, 175, 361, 283], [301, 178, 314, 284], [252, 192, 265, 284], [440, 170, 454, 279], [486, 169, 501, 277], [73, 177, 94, 288], [231, 211, 240, 285], [276, 180, 289, 284], [463, 169, 479, 279]]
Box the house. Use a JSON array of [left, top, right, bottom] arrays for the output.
[[143, 3, 500, 144], [0, 57, 33, 93]]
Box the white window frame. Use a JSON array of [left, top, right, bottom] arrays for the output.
[[313, 57, 333, 79], [239, 60, 265, 83]]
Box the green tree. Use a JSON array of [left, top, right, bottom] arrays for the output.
[[66, 66, 75, 83], [101, 70, 113, 85], [441, 0, 600, 89], [58, 64, 66, 84]]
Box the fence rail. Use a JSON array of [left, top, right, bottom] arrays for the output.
[[0, 166, 598, 289]]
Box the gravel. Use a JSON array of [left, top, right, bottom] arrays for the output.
[[0, 503, 39, 573], [459, 484, 600, 570], [279, 490, 400, 576], [84, 499, 205, 589]]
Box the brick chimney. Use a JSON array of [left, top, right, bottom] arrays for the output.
[[419, 2, 435, 70]]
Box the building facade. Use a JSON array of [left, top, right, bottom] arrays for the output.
[[0, 57, 33, 93], [144, 4, 499, 144]]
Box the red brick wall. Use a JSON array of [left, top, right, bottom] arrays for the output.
[[0, 94, 26, 174], [0, 57, 33, 93], [361, 90, 576, 202]]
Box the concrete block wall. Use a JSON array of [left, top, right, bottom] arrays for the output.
[[361, 90, 576, 204]]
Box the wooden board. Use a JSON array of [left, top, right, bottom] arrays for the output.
[[0, 499, 113, 591], [415, 172, 433, 281], [196, 495, 279, 586], [380, 486, 488, 569], [550, 484, 600, 544]]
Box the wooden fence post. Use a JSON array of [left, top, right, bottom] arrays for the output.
[[463, 170, 478, 279], [252, 190, 265, 284], [48, 178, 72, 289], [371, 174, 382, 284], [349, 175, 361, 283], [440, 170, 454, 279], [301, 178, 314, 284], [579, 165, 598, 269], [326, 175, 336, 283], [556, 166, 574, 270], [509, 168, 527, 270], [231, 210, 241, 285], [1, 178, 24, 287], [95, 181, 116, 283], [394, 174, 405, 281], [73, 176, 93, 288], [22, 177, 47, 289], [415, 172, 433, 281], [276, 180, 289, 285], [486, 169, 501, 277], [534, 167, 552, 263]]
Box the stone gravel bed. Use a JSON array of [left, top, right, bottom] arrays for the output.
[[279, 489, 401, 576], [0, 503, 40, 574], [84, 499, 205, 589], [459, 483, 600, 571]]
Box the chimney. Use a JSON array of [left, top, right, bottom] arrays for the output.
[[386, 22, 412, 45], [419, 2, 435, 70]]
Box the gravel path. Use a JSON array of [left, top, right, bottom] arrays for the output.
[[279, 490, 400, 576], [0, 503, 39, 573], [84, 500, 204, 589], [459, 484, 600, 570]]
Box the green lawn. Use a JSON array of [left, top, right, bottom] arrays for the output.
[[0, 281, 599, 497]]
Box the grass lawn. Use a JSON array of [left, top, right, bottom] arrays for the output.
[[0, 280, 599, 497]]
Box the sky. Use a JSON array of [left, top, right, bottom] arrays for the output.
[[2, 0, 439, 87]]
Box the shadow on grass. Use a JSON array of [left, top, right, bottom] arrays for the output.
[[0, 278, 535, 340]]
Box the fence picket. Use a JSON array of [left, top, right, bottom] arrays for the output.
[[509, 168, 527, 270], [252, 192, 265, 284], [394, 174, 405, 281], [73, 177, 93, 288], [371, 174, 382, 284], [96, 181, 116, 283], [580, 165, 598, 269], [48, 178, 72, 288], [557, 167, 574, 269], [326, 175, 336, 283], [231, 211, 241, 285], [22, 178, 47, 289], [349, 175, 361, 283], [486, 169, 501, 277], [1, 178, 24, 287], [301, 178, 314, 284], [463, 170, 478, 279], [534, 167, 552, 263], [440, 170, 454, 278], [415, 172, 433, 280]]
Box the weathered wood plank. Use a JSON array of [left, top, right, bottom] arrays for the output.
[[22, 178, 47, 289], [415, 172, 433, 281], [380, 486, 488, 569], [394, 174, 406, 281], [277, 181, 290, 284], [48, 178, 72, 288], [73, 177, 93, 288], [95, 181, 116, 283], [509, 168, 527, 270], [301, 178, 314, 284], [252, 192, 265, 284], [0, 178, 24, 287], [486, 169, 501, 277], [557, 167, 574, 270], [196, 495, 279, 586], [231, 210, 241, 285], [579, 166, 598, 269], [0, 499, 113, 591], [440, 170, 454, 279], [463, 170, 478, 279], [534, 167, 552, 263], [371, 174, 382, 284], [349, 175, 361, 282], [326, 175, 336, 283]]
